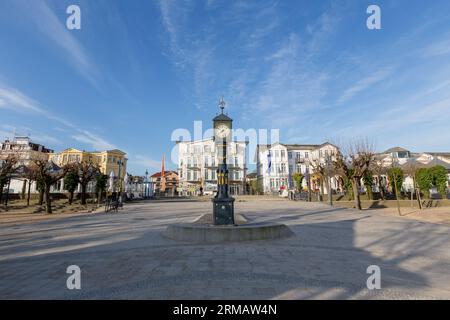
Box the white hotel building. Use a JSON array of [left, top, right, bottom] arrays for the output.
[[176, 138, 248, 195], [255, 142, 339, 194]]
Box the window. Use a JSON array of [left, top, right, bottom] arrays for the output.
[[288, 152, 292, 159], [305, 152, 309, 159], [205, 170, 209, 180], [234, 157, 239, 166], [275, 150, 280, 158], [212, 170, 216, 180], [281, 163, 286, 173], [281, 150, 286, 159]]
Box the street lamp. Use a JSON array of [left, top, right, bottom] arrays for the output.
[[392, 157, 402, 216], [325, 154, 333, 206], [117, 159, 123, 203], [144, 169, 149, 198]]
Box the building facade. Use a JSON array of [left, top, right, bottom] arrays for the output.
[[255, 142, 339, 194], [177, 138, 248, 195], [150, 170, 179, 196], [49, 148, 128, 193], [374, 147, 450, 193], [0, 136, 54, 194]]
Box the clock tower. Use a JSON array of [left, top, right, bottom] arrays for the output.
[[212, 97, 235, 225]]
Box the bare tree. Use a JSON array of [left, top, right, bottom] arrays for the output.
[[334, 138, 375, 210], [22, 166, 39, 206], [72, 161, 100, 205], [0, 155, 18, 202], [29, 160, 69, 213]]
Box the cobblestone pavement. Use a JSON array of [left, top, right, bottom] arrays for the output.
[[1, 199, 450, 299]]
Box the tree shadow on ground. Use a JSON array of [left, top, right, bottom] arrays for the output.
[[0, 206, 449, 299]]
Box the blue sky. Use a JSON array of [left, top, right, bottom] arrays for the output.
[[1, 0, 450, 175]]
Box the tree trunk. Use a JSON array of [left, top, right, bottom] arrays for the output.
[[319, 179, 324, 202], [0, 183, 3, 204], [69, 191, 74, 205], [98, 190, 103, 207], [81, 184, 87, 205], [365, 185, 372, 200], [377, 177, 385, 200], [352, 178, 362, 210], [27, 180, 31, 206], [21, 180, 27, 200], [393, 173, 401, 216], [38, 189, 44, 205], [413, 177, 423, 210], [45, 185, 52, 214]]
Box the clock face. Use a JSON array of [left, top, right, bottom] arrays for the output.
[[216, 124, 230, 138]]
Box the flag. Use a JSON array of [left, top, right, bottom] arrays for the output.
[[267, 150, 272, 174], [161, 154, 166, 192]]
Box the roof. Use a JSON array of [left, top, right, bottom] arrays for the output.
[[401, 157, 450, 170], [213, 113, 233, 122], [383, 147, 410, 153], [423, 152, 450, 158], [175, 137, 247, 144], [150, 170, 178, 178], [257, 142, 336, 152]]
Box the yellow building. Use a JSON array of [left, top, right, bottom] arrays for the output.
[[50, 148, 127, 179]]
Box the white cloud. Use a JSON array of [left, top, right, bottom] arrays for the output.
[[16, 0, 99, 87], [337, 68, 393, 104], [0, 85, 45, 113], [0, 82, 115, 151], [421, 39, 450, 57], [128, 154, 161, 171], [72, 130, 116, 151]]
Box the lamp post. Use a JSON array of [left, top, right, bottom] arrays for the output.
[[144, 169, 149, 198], [392, 158, 401, 216], [212, 97, 235, 225], [117, 159, 123, 203], [326, 154, 333, 206]]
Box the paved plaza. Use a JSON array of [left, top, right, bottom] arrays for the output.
[[1, 198, 450, 299]]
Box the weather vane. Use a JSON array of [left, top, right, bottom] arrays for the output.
[[218, 96, 226, 114]]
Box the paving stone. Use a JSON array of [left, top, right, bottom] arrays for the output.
[[0, 200, 449, 299]]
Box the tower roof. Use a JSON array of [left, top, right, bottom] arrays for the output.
[[213, 113, 233, 121]]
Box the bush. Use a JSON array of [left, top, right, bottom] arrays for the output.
[[416, 166, 448, 198], [292, 173, 304, 192], [429, 165, 448, 197]]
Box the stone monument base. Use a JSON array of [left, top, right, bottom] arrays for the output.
[[164, 213, 294, 243]]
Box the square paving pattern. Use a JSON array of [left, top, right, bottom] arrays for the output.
[[1, 199, 450, 299]]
